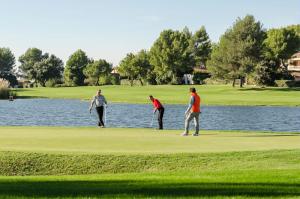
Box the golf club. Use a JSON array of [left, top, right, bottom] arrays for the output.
[[150, 112, 155, 127], [104, 105, 107, 126]]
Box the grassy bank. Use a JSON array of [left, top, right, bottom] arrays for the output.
[[0, 127, 299, 198], [16, 85, 300, 106], [0, 169, 300, 198]]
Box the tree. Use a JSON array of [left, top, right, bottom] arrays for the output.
[[254, 59, 279, 86], [189, 26, 212, 66], [150, 29, 192, 84], [64, 49, 89, 86], [118, 53, 136, 86], [118, 50, 152, 86], [286, 24, 300, 38], [83, 59, 112, 86], [19, 48, 64, 86], [132, 50, 152, 85], [207, 15, 265, 87], [35, 54, 64, 86], [19, 48, 44, 85], [264, 27, 300, 68], [0, 48, 17, 86]]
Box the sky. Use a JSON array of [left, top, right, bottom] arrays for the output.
[[0, 0, 299, 66]]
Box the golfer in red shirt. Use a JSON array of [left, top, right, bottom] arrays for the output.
[[149, 95, 165, 130]]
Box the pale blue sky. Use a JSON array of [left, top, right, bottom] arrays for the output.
[[0, 0, 299, 66]]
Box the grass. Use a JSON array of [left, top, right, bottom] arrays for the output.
[[0, 127, 299, 198], [15, 85, 300, 106]]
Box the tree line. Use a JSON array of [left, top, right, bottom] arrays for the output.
[[0, 15, 299, 88]]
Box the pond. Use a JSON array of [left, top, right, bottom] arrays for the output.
[[0, 99, 299, 132]]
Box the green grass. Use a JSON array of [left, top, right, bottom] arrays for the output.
[[1, 127, 300, 154], [16, 85, 300, 106], [0, 127, 300, 198]]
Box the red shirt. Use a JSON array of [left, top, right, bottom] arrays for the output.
[[152, 99, 163, 109]]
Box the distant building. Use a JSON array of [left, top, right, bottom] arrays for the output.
[[288, 52, 300, 81], [183, 65, 210, 85], [111, 67, 119, 74]]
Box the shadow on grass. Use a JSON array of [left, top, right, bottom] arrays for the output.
[[0, 180, 299, 198], [12, 89, 47, 99], [238, 87, 300, 92], [227, 134, 300, 137], [15, 96, 47, 99]]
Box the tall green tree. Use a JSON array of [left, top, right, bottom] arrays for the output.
[[132, 50, 152, 85], [35, 54, 64, 86], [254, 59, 279, 86], [207, 15, 265, 87], [64, 49, 89, 86], [83, 59, 112, 86], [19, 48, 63, 86], [0, 47, 17, 86], [150, 29, 192, 84], [189, 26, 212, 66], [118, 53, 136, 86], [286, 24, 300, 38], [118, 50, 152, 86], [264, 27, 300, 68], [19, 48, 44, 85]]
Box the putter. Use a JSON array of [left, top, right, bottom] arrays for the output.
[[104, 106, 107, 126], [150, 112, 155, 128]]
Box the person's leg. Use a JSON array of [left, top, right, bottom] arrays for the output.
[[158, 108, 164, 129], [96, 107, 102, 126], [193, 112, 200, 135], [183, 112, 194, 135], [99, 106, 104, 126]]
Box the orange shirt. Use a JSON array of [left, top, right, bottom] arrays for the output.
[[191, 92, 200, 112]]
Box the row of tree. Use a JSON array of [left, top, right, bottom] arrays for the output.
[[118, 15, 300, 87], [118, 26, 211, 85], [208, 16, 300, 87], [0, 47, 116, 87], [0, 15, 299, 87]]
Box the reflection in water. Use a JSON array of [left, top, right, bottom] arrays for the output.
[[0, 99, 299, 132]]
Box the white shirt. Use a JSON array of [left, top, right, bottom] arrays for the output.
[[91, 95, 107, 108]]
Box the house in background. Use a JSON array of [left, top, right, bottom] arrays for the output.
[[288, 52, 300, 81]]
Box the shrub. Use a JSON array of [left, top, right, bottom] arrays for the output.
[[204, 78, 230, 85], [45, 79, 57, 87], [120, 79, 142, 86], [98, 75, 112, 85], [193, 72, 211, 84], [0, 78, 11, 99], [275, 80, 289, 87], [111, 74, 121, 85], [275, 80, 300, 87]]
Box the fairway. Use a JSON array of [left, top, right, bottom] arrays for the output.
[[16, 85, 300, 106], [0, 127, 300, 198]]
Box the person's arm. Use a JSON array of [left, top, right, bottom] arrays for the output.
[[89, 97, 95, 113], [185, 96, 195, 115], [103, 96, 107, 107], [153, 100, 158, 113]]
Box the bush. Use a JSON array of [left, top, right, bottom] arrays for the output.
[[111, 74, 121, 85], [0, 78, 11, 99], [193, 72, 211, 84], [204, 78, 230, 85], [98, 75, 112, 85], [45, 79, 57, 87], [120, 79, 142, 86], [275, 80, 300, 87]]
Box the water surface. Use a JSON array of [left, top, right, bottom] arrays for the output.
[[0, 99, 299, 132]]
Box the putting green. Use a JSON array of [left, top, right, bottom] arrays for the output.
[[0, 127, 299, 154]]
